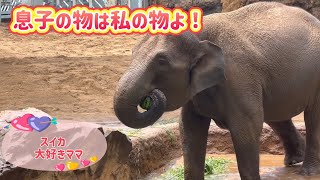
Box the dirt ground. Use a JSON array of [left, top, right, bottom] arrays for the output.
[[0, 23, 303, 122], [0, 23, 181, 121]]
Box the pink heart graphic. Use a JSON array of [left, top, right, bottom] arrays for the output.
[[80, 160, 90, 167], [55, 164, 65, 171], [11, 114, 34, 132]]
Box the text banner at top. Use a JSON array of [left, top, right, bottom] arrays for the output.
[[9, 5, 203, 35]]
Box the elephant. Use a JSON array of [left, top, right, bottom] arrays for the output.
[[113, 2, 320, 180]]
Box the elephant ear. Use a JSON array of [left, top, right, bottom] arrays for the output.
[[190, 40, 225, 97]]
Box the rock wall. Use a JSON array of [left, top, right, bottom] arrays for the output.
[[0, 125, 182, 180], [221, 0, 320, 19], [1, 123, 306, 180], [149, 0, 320, 19], [149, 0, 222, 14]]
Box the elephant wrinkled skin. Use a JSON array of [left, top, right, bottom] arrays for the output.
[[114, 2, 320, 180]]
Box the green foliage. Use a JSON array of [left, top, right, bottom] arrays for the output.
[[161, 157, 230, 180], [165, 128, 177, 143], [162, 166, 184, 180], [155, 118, 178, 125], [125, 129, 142, 137], [204, 157, 230, 176]]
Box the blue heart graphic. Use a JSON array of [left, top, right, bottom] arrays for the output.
[[28, 116, 51, 132]]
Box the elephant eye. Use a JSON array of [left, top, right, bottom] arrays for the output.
[[156, 54, 170, 67], [159, 58, 169, 66]]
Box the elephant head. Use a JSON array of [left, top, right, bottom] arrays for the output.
[[114, 32, 225, 129]]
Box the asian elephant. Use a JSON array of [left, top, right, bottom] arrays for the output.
[[113, 2, 320, 180]]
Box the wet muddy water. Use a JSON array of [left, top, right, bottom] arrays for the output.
[[208, 154, 320, 180], [151, 154, 320, 180]]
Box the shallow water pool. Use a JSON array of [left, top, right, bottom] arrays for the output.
[[148, 154, 320, 180]]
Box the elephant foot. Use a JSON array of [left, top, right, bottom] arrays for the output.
[[284, 152, 304, 166], [284, 142, 305, 166], [299, 165, 320, 176]]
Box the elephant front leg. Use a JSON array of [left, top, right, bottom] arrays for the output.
[[180, 101, 211, 180], [229, 113, 263, 180], [300, 94, 320, 176]]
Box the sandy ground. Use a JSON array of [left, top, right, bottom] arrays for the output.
[[0, 23, 181, 121], [0, 22, 302, 122]]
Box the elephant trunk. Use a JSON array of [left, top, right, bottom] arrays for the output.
[[114, 71, 167, 129]]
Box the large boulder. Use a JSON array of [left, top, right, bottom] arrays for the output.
[[149, 0, 222, 14], [221, 0, 320, 19], [149, 0, 320, 19]]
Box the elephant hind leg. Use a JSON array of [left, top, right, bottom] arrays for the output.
[[300, 94, 320, 176], [266, 120, 305, 166]]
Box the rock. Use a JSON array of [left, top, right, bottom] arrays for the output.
[[221, 0, 243, 12], [149, 0, 320, 18], [207, 123, 306, 155], [149, 0, 320, 19], [128, 125, 181, 178], [0, 123, 182, 180], [150, 0, 222, 14], [0, 121, 307, 179], [221, 0, 320, 19], [312, 7, 320, 19], [93, 131, 132, 180]]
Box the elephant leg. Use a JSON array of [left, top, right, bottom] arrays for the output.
[[228, 106, 263, 180], [267, 120, 305, 166], [229, 118, 263, 180], [180, 101, 211, 180], [300, 95, 320, 176]]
